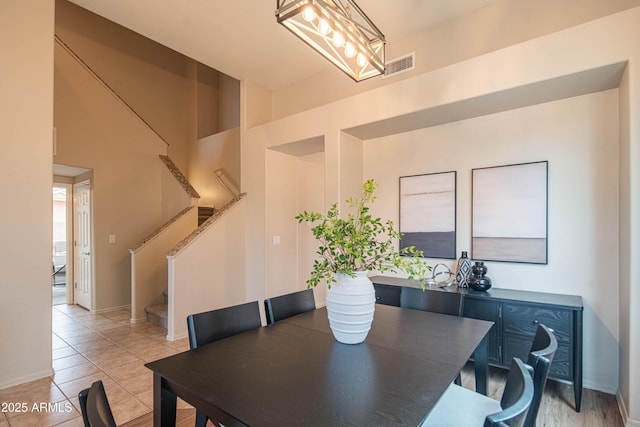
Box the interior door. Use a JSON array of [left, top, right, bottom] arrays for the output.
[[74, 180, 92, 310]]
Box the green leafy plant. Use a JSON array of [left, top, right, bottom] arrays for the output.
[[295, 179, 431, 288]]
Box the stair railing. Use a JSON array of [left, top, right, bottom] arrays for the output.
[[54, 34, 169, 146], [214, 168, 240, 198]]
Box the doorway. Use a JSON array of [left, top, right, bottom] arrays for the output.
[[52, 185, 69, 305], [53, 164, 93, 309]]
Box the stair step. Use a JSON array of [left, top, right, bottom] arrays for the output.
[[198, 206, 215, 215], [198, 206, 215, 226], [145, 304, 168, 329]]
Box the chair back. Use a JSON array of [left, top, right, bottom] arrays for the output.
[[400, 287, 463, 316], [78, 380, 116, 427], [484, 358, 534, 427], [187, 301, 261, 349], [264, 288, 316, 325], [524, 324, 558, 427]]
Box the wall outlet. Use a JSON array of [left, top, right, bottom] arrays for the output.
[[108, 234, 116, 244]]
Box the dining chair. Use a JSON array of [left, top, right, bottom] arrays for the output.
[[523, 324, 558, 427], [420, 357, 534, 427], [400, 287, 464, 384], [186, 301, 262, 427], [264, 288, 316, 325], [400, 287, 463, 316], [78, 380, 117, 427]]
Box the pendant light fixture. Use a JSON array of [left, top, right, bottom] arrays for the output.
[[276, 0, 385, 82]]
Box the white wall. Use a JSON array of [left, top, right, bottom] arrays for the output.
[[243, 7, 640, 421], [167, 198, 247, 340], [364, 90, 620, 393], [0, 0, 54, 388]]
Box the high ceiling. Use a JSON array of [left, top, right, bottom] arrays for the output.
[[67, 0, 495, 90]]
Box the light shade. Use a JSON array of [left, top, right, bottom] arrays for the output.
[[276, 0, 385, 82]]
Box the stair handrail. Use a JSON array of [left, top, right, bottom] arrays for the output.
[[213, 168, 240, 198], [54, 34, 169, 146]]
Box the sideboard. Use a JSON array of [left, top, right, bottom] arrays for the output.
[[370, 275, 584, 412]]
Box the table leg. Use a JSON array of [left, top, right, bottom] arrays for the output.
[[474, 334, 488, 395], [153, 373, 177, 427]]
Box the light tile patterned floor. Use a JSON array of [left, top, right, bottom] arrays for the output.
[[0, 304, 191, 427]]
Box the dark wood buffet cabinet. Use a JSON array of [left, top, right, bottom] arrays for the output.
[[370, 275, 584, 412]]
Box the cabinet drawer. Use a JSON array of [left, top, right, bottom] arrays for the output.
[[373, 284, 401, 307], [503, 303, 572, 343], [503, 334, 572, 380]]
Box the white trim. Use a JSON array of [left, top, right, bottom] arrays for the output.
[[92, 304, 131, 314], [617, 390, 640, 426], [583, 379, 618, 395], [0, 369, 54, 391]]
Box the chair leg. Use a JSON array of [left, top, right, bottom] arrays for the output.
[[195, 410, 208, 427]]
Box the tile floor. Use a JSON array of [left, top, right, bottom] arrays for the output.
[[0, 304, 191, 427]]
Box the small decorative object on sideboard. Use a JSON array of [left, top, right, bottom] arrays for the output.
[[454, 251, 472, 287], [468, 261, 492, 291]]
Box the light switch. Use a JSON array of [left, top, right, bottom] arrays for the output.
[[108, 234, 116, 244], [272, 235, 281, 245]]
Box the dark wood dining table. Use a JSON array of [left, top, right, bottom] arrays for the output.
[[145, 304, 493, 427]]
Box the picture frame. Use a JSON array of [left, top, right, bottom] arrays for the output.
[[472, 161, 548, 264], [399, 171, 456, 259]]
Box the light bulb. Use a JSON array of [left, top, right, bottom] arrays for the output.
[[301, 6, 316, 22], [318, 19, 330, 35], [344, 42, 356, 58], [357, 53, 367, 67], [332, 31, 345, 48]]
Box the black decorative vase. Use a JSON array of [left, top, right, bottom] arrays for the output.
[[468, 261, 492, 292]]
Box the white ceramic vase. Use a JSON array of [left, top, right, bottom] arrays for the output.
[[326, 271, 376, 344]]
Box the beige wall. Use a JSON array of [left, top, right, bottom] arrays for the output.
[[243, 8, 640, 422], [188, 128, 240, 209], [55, 0, 194, 171], [272, 0, 640, 120], [54, 41, 169, 311], [0, 0, 54, 388]]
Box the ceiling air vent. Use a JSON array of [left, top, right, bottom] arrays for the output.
[[383, 52, 415, 78]]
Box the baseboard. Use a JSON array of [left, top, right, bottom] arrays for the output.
[[583, 379, 618, 395], [93, 304, 131, 314], [166, 330, 187, 342], [130, 316, 147, 324], [0, 369, 54, 391], [617, 390, 640, 426]]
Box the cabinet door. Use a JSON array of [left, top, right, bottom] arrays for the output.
[[373, 284, 401, 307], [462, 298, 501, 364], [502, 302, 574, 380]]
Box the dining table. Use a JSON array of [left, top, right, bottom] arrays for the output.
[[145, 304, 493, 427]]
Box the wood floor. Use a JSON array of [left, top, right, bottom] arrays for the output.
[[460, 364, 624, 427], [122, 364, 624, 427]]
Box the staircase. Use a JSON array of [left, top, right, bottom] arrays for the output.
[[145, 289, 168, 328], [198, 206, 215, 226]]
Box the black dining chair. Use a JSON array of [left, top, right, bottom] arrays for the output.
[[400, 287, 463, 316], [78, 380, 117, 427], [264, 288, 316, 325], [401, 287, 464, 384], [523, 324, 558, 427], [187, 301, 262, 427], [420, 357, 534, 427]]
